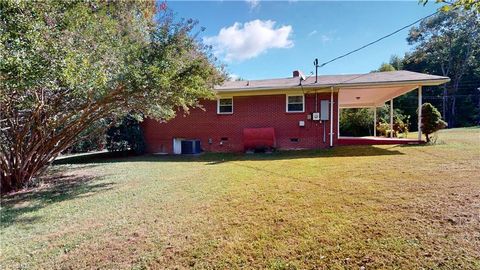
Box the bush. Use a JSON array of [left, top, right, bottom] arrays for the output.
[[394, 117, 410, 136], [420, 103, 447, 143], [376, 122, 390, 137], [376, 117, 410, 138], [106, 115, 146, 154]]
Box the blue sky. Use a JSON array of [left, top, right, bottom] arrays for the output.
[[167, 1, 439, 80]]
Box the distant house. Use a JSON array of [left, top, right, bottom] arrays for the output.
[[141, 70, 449, 154]]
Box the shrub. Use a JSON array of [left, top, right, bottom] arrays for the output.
[[376, 117, 410, 138], [393, 116, 410, 137], [420, 103, 447, 142], [376, 122, 390, 137], [106, 115, 145, 154]]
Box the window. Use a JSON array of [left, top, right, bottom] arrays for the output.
[[217, 98, 233, 114], [286, 95, 304, 112]]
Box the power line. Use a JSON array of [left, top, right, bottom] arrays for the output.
[[318, 10, 440, 68]]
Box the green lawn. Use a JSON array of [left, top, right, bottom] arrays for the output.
[[1, 128, 479, 269]]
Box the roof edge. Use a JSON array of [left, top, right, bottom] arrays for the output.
[[215, 77, 450, 93]]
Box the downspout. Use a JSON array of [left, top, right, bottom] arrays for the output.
[[337, 97, 340, 139], [330, 87, 334, 147], [323, 122, 326, 144]]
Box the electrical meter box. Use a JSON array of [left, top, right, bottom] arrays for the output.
[[320, 100, 330, 120], [312, 112, 320, 121]]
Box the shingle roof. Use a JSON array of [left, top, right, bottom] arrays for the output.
[[215, 70, 449, 91]]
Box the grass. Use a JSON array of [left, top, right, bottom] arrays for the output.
[[1, 127, 479, 269]]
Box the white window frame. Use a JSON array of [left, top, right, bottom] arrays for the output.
[[217, 97, 233, 114], [286, 94, 305, 113]]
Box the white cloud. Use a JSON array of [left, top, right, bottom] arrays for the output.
[[320, 34, 332, 43], [308, 30, 318, 37], [246, 0, 260, 10], [204, 20, 294, 62], [228, 74, 240, 81]]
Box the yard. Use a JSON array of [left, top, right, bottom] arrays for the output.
[[1, 128, 479, 269]]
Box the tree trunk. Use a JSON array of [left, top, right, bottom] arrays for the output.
[[1, 107, 114, 193], [440, 58, 450, 127], [1, 166, 38, 193], [443, 86, 448, 124], [450, 95, 456, 128], [1, 86, 125, 193], [478, 88, 480, 125], [449, 41, 473, 128]]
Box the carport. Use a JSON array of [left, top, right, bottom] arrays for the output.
[[332, 71, 450, 144]]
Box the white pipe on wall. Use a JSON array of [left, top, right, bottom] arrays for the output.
[[418, 86, 422, 141], [390, 99, 394, 138], [337, 99, 340, 139]]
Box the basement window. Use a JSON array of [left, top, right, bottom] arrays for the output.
[[286, 95, 304, 113], [217, 98, 233, 114], [290, 138, 299, 142]]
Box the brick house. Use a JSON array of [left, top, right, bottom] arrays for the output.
[[141, 70, 449, 154]]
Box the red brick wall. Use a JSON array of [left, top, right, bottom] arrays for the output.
[[141, 93, 339, 153]]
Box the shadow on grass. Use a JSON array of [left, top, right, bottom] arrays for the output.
[[53, 151, 136, 165], [53, 145, 405, 166], [0, 172, 113, 229], [399, 143, 433, 148]]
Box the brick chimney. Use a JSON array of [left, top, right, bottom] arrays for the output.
[[292, 70, 304, 78]]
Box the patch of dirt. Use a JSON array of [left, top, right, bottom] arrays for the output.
[[2, 166, 101, 203]]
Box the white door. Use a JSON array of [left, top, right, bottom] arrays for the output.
[[173, 138, 183, 154]]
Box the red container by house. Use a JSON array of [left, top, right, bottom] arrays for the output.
[[243, 127, 276, 151]]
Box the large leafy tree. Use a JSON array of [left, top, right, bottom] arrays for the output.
[[404, 9, 479, 127], [420, 0, 480, 13], [0, 1, 224, 192], [376, 63, 396, 72]]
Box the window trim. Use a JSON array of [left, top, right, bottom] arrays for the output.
[[286, 94, 305, 113], [217, 97, 233, 114]]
